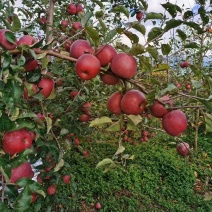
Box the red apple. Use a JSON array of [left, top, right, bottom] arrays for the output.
[[75, 54, 100, 80], [24, 59, 38, 72], [100, 72, 120, 85], [47, 185, 56, 195], [69, 39, 94, 59], [176, 142, 190, 157], [2, 128, 35, 155], [0, 29, 17, 50], [70, 90, 79, 99], [120, 90, 146, 115], [79, 114, 90, 122], [36, 174, 43, 183], [61, 20, 69, 27], [81, 102, 91, 114], [95, 45, 117, 67], [67, 3, 77, 15], [72, 22, 82, 30], [149, 95, 173, 118], [175, 82, 181, 88], [64, 39, 73, 51], [142, 130, 149, 137], [95, 202, 102, 210], [162, 110, 188, 136], [83, 150, 89, 158], [10, 162, 34, 183], [143, 136, 149, 142], [110, 53, 137, 79], [63, 175, 71, 184], [17, 35, 37, 46], [23, 83, 38, 99], [76, 4, 84, 14], [36, 113, 45, 121], [31, 193, 38, 203], [40, 17, 47, 24], [186, 84, 191, 90], [107, 91, 123, 115], [136, 11, 143, 21], [56, 79, 62, 86], [74, 138, 80, 146], [38, 77, 54, 98], [180, 61, 189, 68]]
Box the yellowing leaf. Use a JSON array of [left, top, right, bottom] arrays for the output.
[[89, 116, 112, 127], [54, 159, 64, 172], [114, 144, 125, 155], [96, 158, 114, 169], [127, 115, 142, 126], [45, 117, 52, 134]]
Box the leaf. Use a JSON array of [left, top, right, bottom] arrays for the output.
[[0, 113, 15, 131], [105, 29, 117, 43], [124, 31, 139, 43], [0, 202, 9, 212], [197, 99, 212, 112], [191, 80, 202, 89], [80, 11, 93, 26], [17, 55, 26, 66], [140, 0, 148, 10], [131, 22, 146, 35], [164, 19, 183, 32], [41, 56, 49, 69], [127, 115, 142, 126], [183, 21, 202, 32], [153, 64, 170, 72], [129, 43, 145, 56], [183, 10, 193, 20], [145, 12, 163, 21], [205, 113, 212, 133], [92, 0, 103, 8], [85, 26, 99, 46], [184, 42, 199, 48], [89, 116, 112, 127], [161, 2, 182, 18], [146, 46, 159, 60], [204, 192, 212, 201], [111, 5, 129, 18], [5, 31, 16, 44], [12, 15, 21, 31], [157, 83, 177, 97], [54, 159, 64, 172], [139, 56, 152, 72], [106, 119, 123, 132], [161, 44, 171, 55], [45, 117, 52, 134], [176, 29, 187, 41], [114, 144, 125, 155], [96, 158, 115, 169], [2, 53, 11, 70], [147, 27, 163, 42]]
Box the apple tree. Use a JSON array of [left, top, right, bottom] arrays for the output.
[[0, 0, 211, 211]]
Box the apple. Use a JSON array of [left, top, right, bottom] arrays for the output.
[[10, 162, 34, 183], [38, 77, 54, 98], [56, 79, 62, 86], [76, 4, 84, 14], [136, 11, 143, 21], [24, 59, 38, 72], [79, 114, 90, 122], [67, 3, 77, 15], [36, 174, 43, 183], [110, 53, 137, 79], [2, 128, 35, 155], [37, 113, 45, 121], [100, 72, 120, 85], [180, 61, 189, 68], [175, 82, 181, 88], [95, 45, 117, 67], [75, 54, 100, 80], [143, 136, 149, 142], [17, 35, 37, 46], [74, 138, 80, 146], [83, 150, 89, 158], [40, 16, 47, 24], [23, 83, 38, 99], [47, 185, 56, 195], [176, 142, 190, 157], [186, 84, 191, 90], [162, 110, 188, 136], [64, 39, 73, 51], [142, 130, 149, 137], [61, 20, 69, 27], [72, 22, 82, 30], [120, 90, 146, 115], [63, 175, 71, 184], [107, 91, 123, 115], [149, 95, 173, 118], [69, 39, 94, 59], [95, 202, 102, 210], [70, 90, 79, 99], [31, 193, 38, 203], [81, 102, 91, 114], [0, 29, 17, 50]]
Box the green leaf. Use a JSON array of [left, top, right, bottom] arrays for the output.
[[204, 192, 212, 201], [95, 10, 104, 18], [191, 80, 202, 89], [105, 29, 117, 42], [176, 29, 187, 41], [16, 178, 40, 190], [85, 26, 99, 46], [0, 202, 9, 212], [140, 0, 148, 10], [153, 64, 170, 72], [164, 19, 183, 32], [124, 31, 139, 43], [139, 56, 152, 72], [96, 158, 115, 169], [92, 0, 104, 8], [111, 5, 129, 18], [0, 113, 15, 131], [2, 53, 11, 69], [184, 42, 199, 48], [45, 117, 52, 134], [207, 77, 212, 93], [107, 119, 123, 132], [161, 2, 182, 18], [205, 113, 212, 133], [145, 12, 163, 21], [131, 22, 146, 35], [17, 55, 26, 66], [11, 81, 23, 102], [198, 99, 212, 112], [12, 15, 21, 31], [80, 11, 93, 26], [89, 116, 112, 127], [41, 56, 49, 69], [161, 44, 171, 55], [5, 31, 16, 44], [183, 10, 193, 20], [199, 6, 209, 25], [183, 21, 202, 32], [129, 43, 145, 56], [190, 64, 203, 78], [54, 159, 64, 172], [146, 46, 159, 60], [15, 119, 35, 130], [157, 83, 177, 97], [147, 27, 163, 42], [127, 115, 142, 125]]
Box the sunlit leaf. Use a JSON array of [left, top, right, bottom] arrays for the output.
[[54, 159, 64, 172], [129, 43, 145, 56], [96, 158, 115, 169], [89, 116, 112, 127], [131, 22, 146, 35], [145, 12, 163, 21], [161, 44, 171, 55], [127, 115, 142, 125], [114, 144, 125, 155], [45, 117, 52, 134], [5, 31, 16, 44], [111, 5, 129, 18]]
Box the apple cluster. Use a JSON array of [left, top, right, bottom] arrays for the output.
[[67, 3, 84, 15]]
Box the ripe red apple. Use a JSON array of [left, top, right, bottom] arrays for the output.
[[2, 128, 35, 155], [74, 138, 80, 146], [162, 110, 188, 136], [24, 59, 38, 72], [143, 136, 149, 142], [81, 102, 91, 114], [0, 29, 17, 50], [176, 142, 190, 157], [56, 79, 62, 86], [107, 91, 123, 115], [175, 82, 181, 88], [120, 90, 146, 115], [149, 95, 173, 118], [79, 114, 90, 122], [95, 45, 117, 67], [17, 35, 37, 46], [36, 174, 43, 183], [63, 175, 71, 184], [83, 150, 89, 158], [69, 39, 94, 59], [23, 83, 38, 99], [70, 90, 79, 99], [75, 54, 100, 80], [36, 113, 45, 121], [142, 130, 149, 137], [72, 22, 82, 30], [40, 17, 47, 24], [38, 77, 54, 98], [64, 39, 73, 51], [67, 3, 77, 15], [110, 53, 137, 79], [95, 202, 102, 210], [31, 193, 38, 203], [100, 72, 120, 85], [180, 61, 189, 68], [136, 11, 143, 21], [186, 84, 191, 90], [76, 4, 84, 14], [47, 185, 56, 195], [61, 20, 69, 27], [10, 162, 34, 183]]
